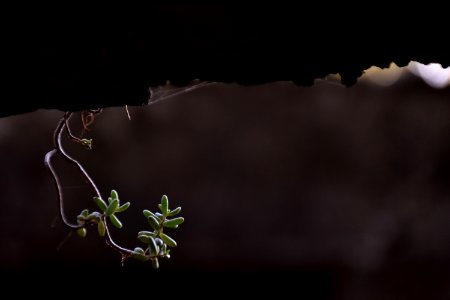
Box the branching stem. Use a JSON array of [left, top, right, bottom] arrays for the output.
[[45, 111, 133, 257]]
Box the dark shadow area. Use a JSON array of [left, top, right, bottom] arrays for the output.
[[1, 77, 449, 298], [2, 4, 449, 116]]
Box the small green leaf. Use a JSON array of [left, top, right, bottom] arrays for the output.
[[143, 210, 152, 218], [138, 235, 150, 244], [134, 247, 145, 254], [159, 232, 177, 247], [87, 212, 102, 223], [143, 210, 159, 220], [147, 216, 160, 230], [163, 217, 184, 229], [116, 202, 130, 213], [108, 197, 113, 205], [160, 195, 169, 216], [77, 210, 88, 224], [148, 236, 159, 256], [94, 197, 108, 212], [160, 244, 167, 255], [97, 221, 106, 236], [155, 238, 163, 247], [155, 212, 164, 219], [131, 247, 147, 261], [168, 207, 181, 216], [138, 231, 155, 237], [77, 228, 87, 238], [152, 258, 159, 269], [109, 214, 123, 229], [132, 253, 147, 261], [105, 199, 119, 216], [110, 190, 119, 201]]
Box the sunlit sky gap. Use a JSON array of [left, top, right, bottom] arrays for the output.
[[359, 61, 450, 88]]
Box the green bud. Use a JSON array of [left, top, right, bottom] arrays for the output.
[[81, 209, 89, 217], [94, 197, 108, 212], [168, 207, 182, 216], [110, 190, 119, 201], [109, 214, 123, 229], [97, 220, 106, 236], [116, 202, 130, 213], [80, 138, 92, 150], [147, 216, 160, 230], [160, 195, 169, 216], [77, 227, 87, 238], [163, 217, 184, 229], [105, 199, 119, 216], [159, 232, 177, 247]]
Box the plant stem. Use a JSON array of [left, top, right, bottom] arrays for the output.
[[57, 112, 100, 198], [44, 149, 82, 229], [45, 111, 135, 258]]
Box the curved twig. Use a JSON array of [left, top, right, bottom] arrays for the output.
[[44, 149, 82, 229], [104, 219, 133, 256], [46, 111, 134, 258], [57, 112, 100, 198]]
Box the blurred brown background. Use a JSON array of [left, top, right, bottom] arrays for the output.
[[0, 75, 450, 299]]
